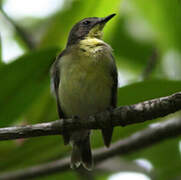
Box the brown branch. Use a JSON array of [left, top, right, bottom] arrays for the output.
[[0, 117, 181, 180], [0, 92, 181, 141]]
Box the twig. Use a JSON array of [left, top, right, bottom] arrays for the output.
[[0, 8, 35, 49], [0, 117, 181, 180], [0, 92, 181, 141], [141, 49, 158, 80]]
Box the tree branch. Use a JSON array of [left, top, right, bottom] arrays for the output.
[[141, 48, 158, 80], [0, 8, 35, 50], [0, 117, 181, 180], [0, 92, 181, 141]]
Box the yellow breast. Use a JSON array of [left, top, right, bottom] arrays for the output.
[[79, 37, 112, 57], [58, 41, 113, 118]]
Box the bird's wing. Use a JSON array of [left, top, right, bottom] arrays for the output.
[[51, 49, 70, 144], [101, 54, 118, 147], [50, 50, 67, 119], [110, 54, 118, 108]]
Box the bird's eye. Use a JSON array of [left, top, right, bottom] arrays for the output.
[[83, 20, 91, 25]]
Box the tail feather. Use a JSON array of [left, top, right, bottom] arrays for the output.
[[62, 132, 70, 145], [71, 144, 81, 169], [80, 136, 93, 170], [101, 127, 113, 147], [71, 135, 93, 170]]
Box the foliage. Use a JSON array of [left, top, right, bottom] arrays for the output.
[[0, 0, 181, 179]]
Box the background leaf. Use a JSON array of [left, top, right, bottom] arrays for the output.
[[118, 79, 181, 106], [0, 48, 58, 126]]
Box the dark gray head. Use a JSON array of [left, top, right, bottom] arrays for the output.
[[66, 14, 116, 47]]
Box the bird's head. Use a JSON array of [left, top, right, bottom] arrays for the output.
[[66, 14, 116, 47]]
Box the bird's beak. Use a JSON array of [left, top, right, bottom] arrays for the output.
[[99, 14, 116, 24], [87, 14, 116, 39]]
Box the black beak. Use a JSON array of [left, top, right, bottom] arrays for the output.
[[100, 13, 116, 24]]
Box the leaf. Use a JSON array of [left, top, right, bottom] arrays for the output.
[[126, 137, 181, 180], [110, 17, 153, 72], [0, 34, 2, 65], [0, 136, 69, 172], [131, 0, 181, 51], [0, 47, 58, 127], [118, 79, 181, 106]]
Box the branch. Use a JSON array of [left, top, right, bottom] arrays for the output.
[[141, 49, 158, 80], [0, 92, 181, 141], [0, 8, 35, 49], [0, 117, 181, 180]]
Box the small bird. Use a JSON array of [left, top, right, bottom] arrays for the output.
[[51, 14, 118, 170]]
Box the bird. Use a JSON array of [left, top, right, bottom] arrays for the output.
[[51, 14, 118, 170]]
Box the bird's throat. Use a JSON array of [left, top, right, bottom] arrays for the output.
[[78, 37, 112, 57]]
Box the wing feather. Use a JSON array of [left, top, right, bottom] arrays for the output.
[[50, 50, 70, 144], [101, 54, 118, 147]]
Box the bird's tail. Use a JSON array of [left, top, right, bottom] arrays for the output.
[[101, 127, 113, 147], [71, 135, 93, 170]]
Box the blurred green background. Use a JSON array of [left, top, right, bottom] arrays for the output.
[[0, 0, 181, 179]]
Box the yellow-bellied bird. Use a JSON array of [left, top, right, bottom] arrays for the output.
[[51, 14, 118, 170]]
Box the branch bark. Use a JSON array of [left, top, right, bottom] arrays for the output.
[[0, 117, 181, 180], [0, 92, 181, 141]]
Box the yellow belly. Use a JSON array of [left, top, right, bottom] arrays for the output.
[[59, 54, 113, 118]]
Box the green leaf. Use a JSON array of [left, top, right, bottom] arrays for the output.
[[110, 17, 153, 72], [143, 138, 181, 180], [131, 0, 181, 51], [0, 47, 58, 127], [118, 79, 181, 106], [0, 136, 69, 172], [127, 137, 181, 180], [0, 34, 2, 65]]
